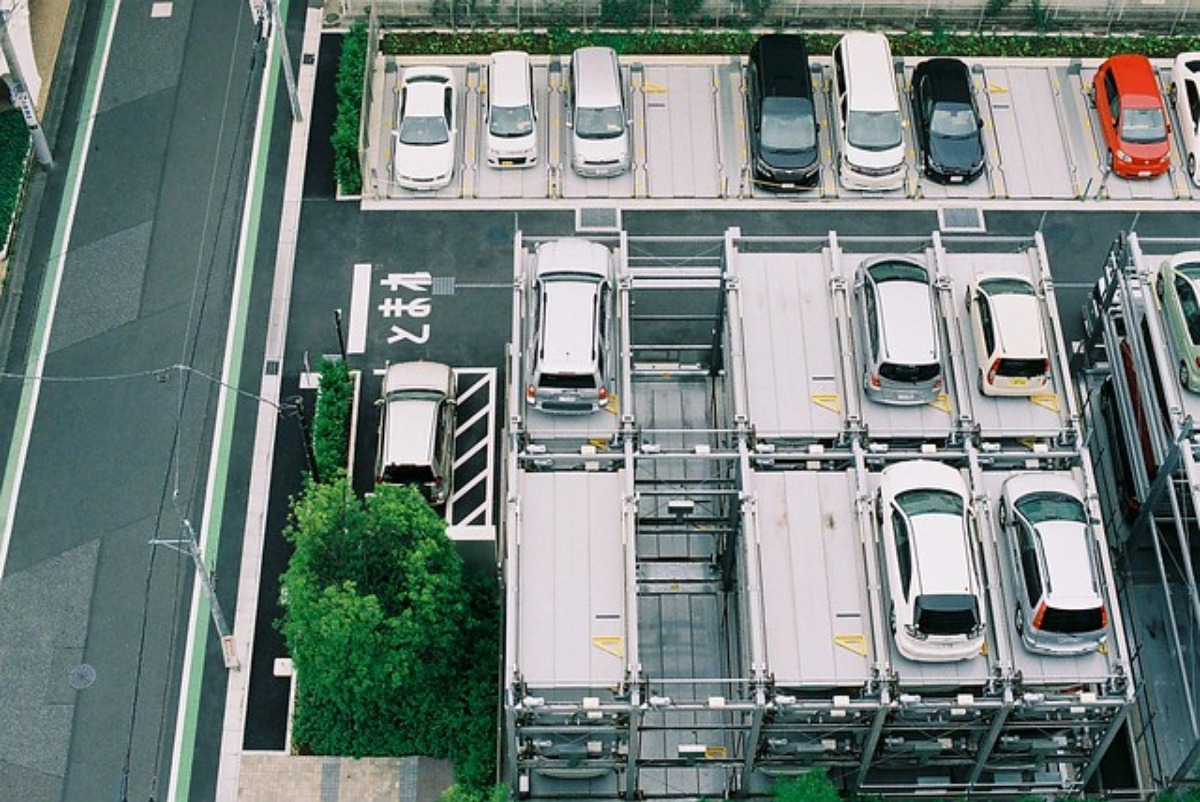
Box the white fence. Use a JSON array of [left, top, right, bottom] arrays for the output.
[[328, 0, 1200, 34]]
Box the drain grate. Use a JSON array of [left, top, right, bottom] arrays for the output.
[[938, 206, 986, 233], [432, 276, 456, 296], [576, 207, 622, 233]]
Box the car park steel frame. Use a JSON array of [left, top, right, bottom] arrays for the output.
[[504, 229, 1134, 799], [1078, 232, 1200, 788]]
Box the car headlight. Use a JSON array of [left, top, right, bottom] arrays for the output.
[[1116, 149, 1133, 163]]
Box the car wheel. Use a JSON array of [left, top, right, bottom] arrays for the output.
[[1014, 607, 1025, 634], [1190, 153, 1197, 184], [1171, 82, 1179, 105], [977, 369, 986, 395], [1104, 149, 1113, 173], [1181, 361, 1191, 391], [889, 603, 897, 633], [1156, 271, 1166, 301], [998, 501, 1009, 528]]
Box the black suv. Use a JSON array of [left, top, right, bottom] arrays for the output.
[[910, 58, 985, 184], [746, 34, 820, 189]]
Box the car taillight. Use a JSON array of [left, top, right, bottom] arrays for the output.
[[1042, 358, 1050, 377], [526, 385, 536, 402], [933, 376, 943, 391], [1031, 602, 1047, 631], [1100, 605, 1108, 628], [598, 386, 609, 401], [988, 359, 1000, 385], [1194, 357, 1200, 369], [869, 373, 880, 388]]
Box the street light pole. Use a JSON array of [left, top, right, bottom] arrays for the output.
[[0, 8, 52, 167]]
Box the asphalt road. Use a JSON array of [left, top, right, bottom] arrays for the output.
[[0, 0, 287, 798]]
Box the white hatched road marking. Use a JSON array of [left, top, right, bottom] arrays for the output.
[[446, 368, 496, 526]]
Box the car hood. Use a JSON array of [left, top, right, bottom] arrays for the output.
[[762, 145, 819, 170], [395, 141, 454, 180], [573, 133, 629, 163], [929, 133, 983, 174]]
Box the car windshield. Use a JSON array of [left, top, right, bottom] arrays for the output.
[[880, 361, 941, 383], [979, 277, 1035, 296], [847, 109, 903, 151], [490, 105, 534, 137], [1120, 106, 1167, 144], [386, 388, 444, 403], [1015, 491, 1088, 525], [868, 261, 928, 283], [896, 488, 964, 517], [915, 594, 980, 636], [575, 106, 625, 139], [398, 115, 449, 146], [1039, 606, 1106, 635], [930, 103, 977, 138], [761, 97, 816, 151]]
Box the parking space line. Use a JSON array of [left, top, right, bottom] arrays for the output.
[[347, 262, 371, 354], [454, 435, 489, 470], [456, 403, 490, 436], [450, 469, 488, 505]]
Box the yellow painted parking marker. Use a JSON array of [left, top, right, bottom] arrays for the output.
[[587, 437, 611, 450], [643, 81, 667, 93], [929, 393, 951, 414], [604, 394, 620, 414], [987, 81, 1008, 93], [980, 641, 988, 656], [592, 637, 624, 659], [1031, 393, 1060, 413], [811, 393, 841, 414], [705, 746, 728, 759], [834, 634, 868, 657]]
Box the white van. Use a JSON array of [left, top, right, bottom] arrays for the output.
[[486, 51, 538, 168], [832, 33, 906, 191], [568, 47, 631, 178]]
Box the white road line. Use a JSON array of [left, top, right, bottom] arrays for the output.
[[453, 435, 489, 470], [348, 262, 371, 354], [0, 0, 121, 596], [455, 403, 490, 436]]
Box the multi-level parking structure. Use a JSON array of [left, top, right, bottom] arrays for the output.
[[501, 229, 1134, 799], [1078, 232, 1200, 789], [354, 35, 1200, 206]]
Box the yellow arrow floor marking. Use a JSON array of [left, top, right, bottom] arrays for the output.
[[811, 393, 842, 414], [593, 636, 624, 659], [834, 634, 868, 657], [1031, 393, 1059, 413]]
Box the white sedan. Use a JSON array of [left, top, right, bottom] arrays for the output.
[[393, 66, 457, 190], [1172, 52, 1200, 186]]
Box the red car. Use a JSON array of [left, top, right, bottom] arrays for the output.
[[1092, 54, 1171, 178]]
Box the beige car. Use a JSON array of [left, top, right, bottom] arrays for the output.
[[376, 361, 456, 505], [966, 273, 1051, 397]]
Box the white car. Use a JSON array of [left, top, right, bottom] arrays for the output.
[[393, 66, 457, 190], [965, 273, 1051, 397], [1172, 52, 1200, 186], [877, 460, 986, 663]]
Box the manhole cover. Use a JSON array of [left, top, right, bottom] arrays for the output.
[[69, 664, 97, 690]]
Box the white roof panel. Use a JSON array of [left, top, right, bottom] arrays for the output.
[[516, 470, 629, 688], [755, 471, 874, 686]]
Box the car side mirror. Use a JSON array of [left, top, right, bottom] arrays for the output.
[[375, 398, 385, 407], [565, 119, 573, 129]]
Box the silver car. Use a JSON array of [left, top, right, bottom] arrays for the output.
[[376, 361, 456, 505]]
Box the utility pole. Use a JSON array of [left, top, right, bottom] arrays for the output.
[[0, 7, 52, 167], [257, 0, 301, 122], [151, 493, 240, 669]]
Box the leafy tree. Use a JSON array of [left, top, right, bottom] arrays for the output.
[[772, 769, 841, 802], [278, 479, 497, 778], [0, 110, 30, 258]]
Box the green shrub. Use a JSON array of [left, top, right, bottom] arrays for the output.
[[772, 770, 841, 802], [333, 23, 367, 196], [0, 110, 31, 253], [312, 357, 352, 481]]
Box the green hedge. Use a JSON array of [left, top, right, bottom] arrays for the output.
[[333, 23, 368, 196], [0, 110, 31, 257], [379, 29, 1200, 58], [312, 357, 353, 481]]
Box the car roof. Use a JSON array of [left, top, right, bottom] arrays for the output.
[[402, 70, 451, 117], [875, 279, 938, 365], [751, 35, 813, 99], [539, 280, 600, 374], [914, 58, 973, 105], [1034, 520, 1102, 604], [490, 51, 531, 108], [986, 288, 1048, 360], [384, 396, 439, 466], [1102, 53, 1163, 104], [911, 512, 973, 595]]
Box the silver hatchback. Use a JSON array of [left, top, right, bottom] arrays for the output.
[[376, 361, 457, 505], [854, 255, 944, 405]]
